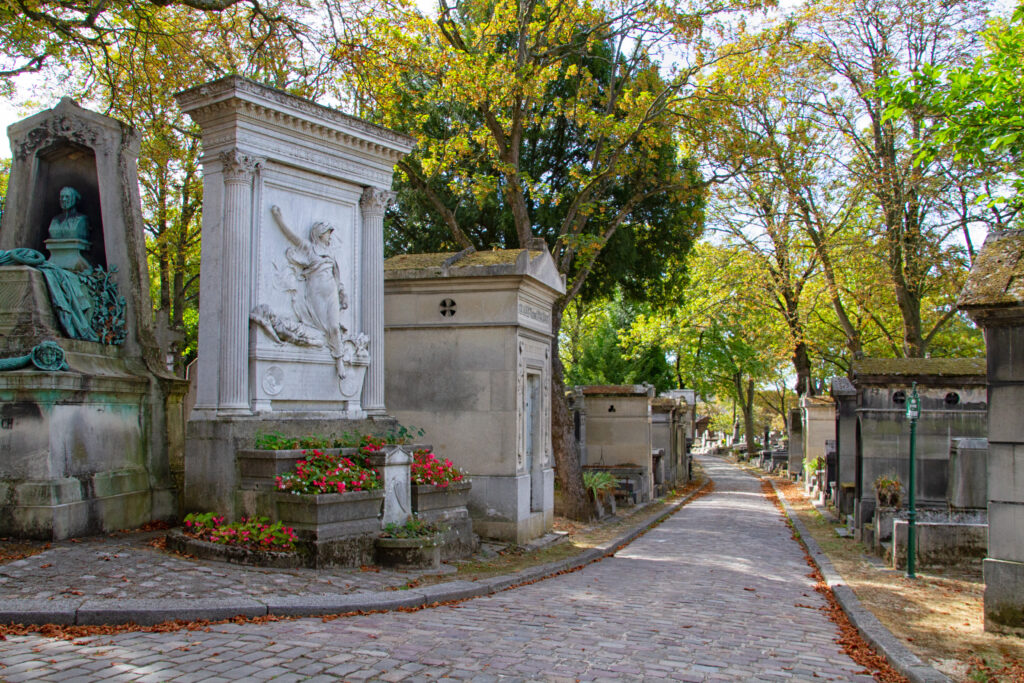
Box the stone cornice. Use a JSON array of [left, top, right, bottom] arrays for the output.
[[175, 76, 415, 162]]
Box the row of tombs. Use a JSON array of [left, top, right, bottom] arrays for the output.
[[0, 78, 696, 565], [778, 358, 988, 570]]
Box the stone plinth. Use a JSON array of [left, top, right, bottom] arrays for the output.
[[958, 228, 1024, 634], [788, 407, 804, 479], [384, 248, 564, 543]]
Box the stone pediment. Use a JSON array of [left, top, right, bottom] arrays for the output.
[[176, 76, 415, 165]]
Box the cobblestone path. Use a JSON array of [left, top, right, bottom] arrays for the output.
[[0, 456, 874, 682]]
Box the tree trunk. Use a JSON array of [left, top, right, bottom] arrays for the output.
[[550, 307, 594, 522]]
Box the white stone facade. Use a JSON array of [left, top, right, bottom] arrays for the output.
[[176, 77, 414, 418]]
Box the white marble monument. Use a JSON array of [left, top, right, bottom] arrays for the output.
[[177, 76, 413, 419], [175, 77, 414, 514]]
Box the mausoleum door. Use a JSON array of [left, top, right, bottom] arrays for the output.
[[526, 372, 543, 512]]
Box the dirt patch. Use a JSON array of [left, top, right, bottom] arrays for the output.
[[769, 475, 1024, 682]]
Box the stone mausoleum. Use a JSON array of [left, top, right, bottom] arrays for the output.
[[0, 99, 186, 538], [958, 228, 1024, 635], [175, 77, 414, 517], [845, 358, 987, 539], [383, 248, 564, 543]]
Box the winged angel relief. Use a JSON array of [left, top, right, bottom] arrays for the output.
[[250, 205, 369, 386]]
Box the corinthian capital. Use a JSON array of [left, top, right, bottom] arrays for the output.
[[359, 187, 394, 216], [220, 149, 262, 182]]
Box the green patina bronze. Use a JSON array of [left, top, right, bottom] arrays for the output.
[[0, 341, 69, 372], [0, 247, 125, 344]]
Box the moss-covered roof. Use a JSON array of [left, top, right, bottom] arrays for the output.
[[852, 357, 985, 377], [384, 249, 538, 271], [650, 397, 679, 409], [959, 229, 1024, 309], [580, 384, 653, 396]]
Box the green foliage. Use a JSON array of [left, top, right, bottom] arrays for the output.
[[254, 425, 425, 451], [882, 4, 1024, 218], [380, 516, 446, 539], [582, 470, 618, 497], [564, 295, 675, 392], [182, 512, 297, 552]]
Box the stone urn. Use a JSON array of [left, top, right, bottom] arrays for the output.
[[375, 535, 441, 570]]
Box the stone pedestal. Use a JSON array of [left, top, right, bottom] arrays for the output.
[[384, 249, 564, 543], [958, 228, 1024, 635]]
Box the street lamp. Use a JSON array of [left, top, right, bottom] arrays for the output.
[[905, 382, 920, 578]]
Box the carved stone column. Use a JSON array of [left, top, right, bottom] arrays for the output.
[[218, 150, 261, 415], [360, 187, 390, 415]]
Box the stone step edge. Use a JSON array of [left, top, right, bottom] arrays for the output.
[[768, 480, 952, 683], [0, 480, 711, 628]]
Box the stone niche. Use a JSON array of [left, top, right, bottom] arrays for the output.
[[383, 249, 564, 543], [958, 228, 1024, 635], [847, 358, 987, 536], [577, 385, 656, 505], [174, 77, 414, 515], [0, 99, 186, 539]]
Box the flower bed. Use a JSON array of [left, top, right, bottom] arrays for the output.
[[410, 448, 467, 488], [166, 512, 304, 568], [183, 512, 297, 551], [275, 448, 382, 495]]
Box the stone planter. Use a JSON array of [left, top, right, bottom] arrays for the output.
[[275, 489, 384, 567], [275, 489, 383, 538], [411, 480, 471, 515], [375, 535, 441, 570], [165, 529, 306, 569], [410, 481, 477, 560], [238, 447, 361, 490]]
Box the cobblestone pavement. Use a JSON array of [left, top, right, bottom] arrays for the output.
[[0, 534, 415, 601], [0, 456, 874, 681]]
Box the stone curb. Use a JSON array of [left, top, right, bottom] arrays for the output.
[[769, 480, 952, 683], [0, 481, 710, 628]]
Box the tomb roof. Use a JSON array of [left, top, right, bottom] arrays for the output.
[[851, 357, 986, 381], [650, 396, 679, 409], [580, 384, 655, 397], [802, 394, 836, 405], [958, 229, 1024, 310], [384, 248, 564, 293]]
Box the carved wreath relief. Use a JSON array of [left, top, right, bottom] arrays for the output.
[[250, 205, 369, 392]]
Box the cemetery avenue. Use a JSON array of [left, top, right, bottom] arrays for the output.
[[0, 456, 878, 681]]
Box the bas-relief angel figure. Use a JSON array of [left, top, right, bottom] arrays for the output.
[[250, 205, 353, 381]]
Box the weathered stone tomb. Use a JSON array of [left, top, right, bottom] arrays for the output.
[[0, 99, 186, 538], [383, 248, 563, 543], [958, 228, 1024, 634]]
